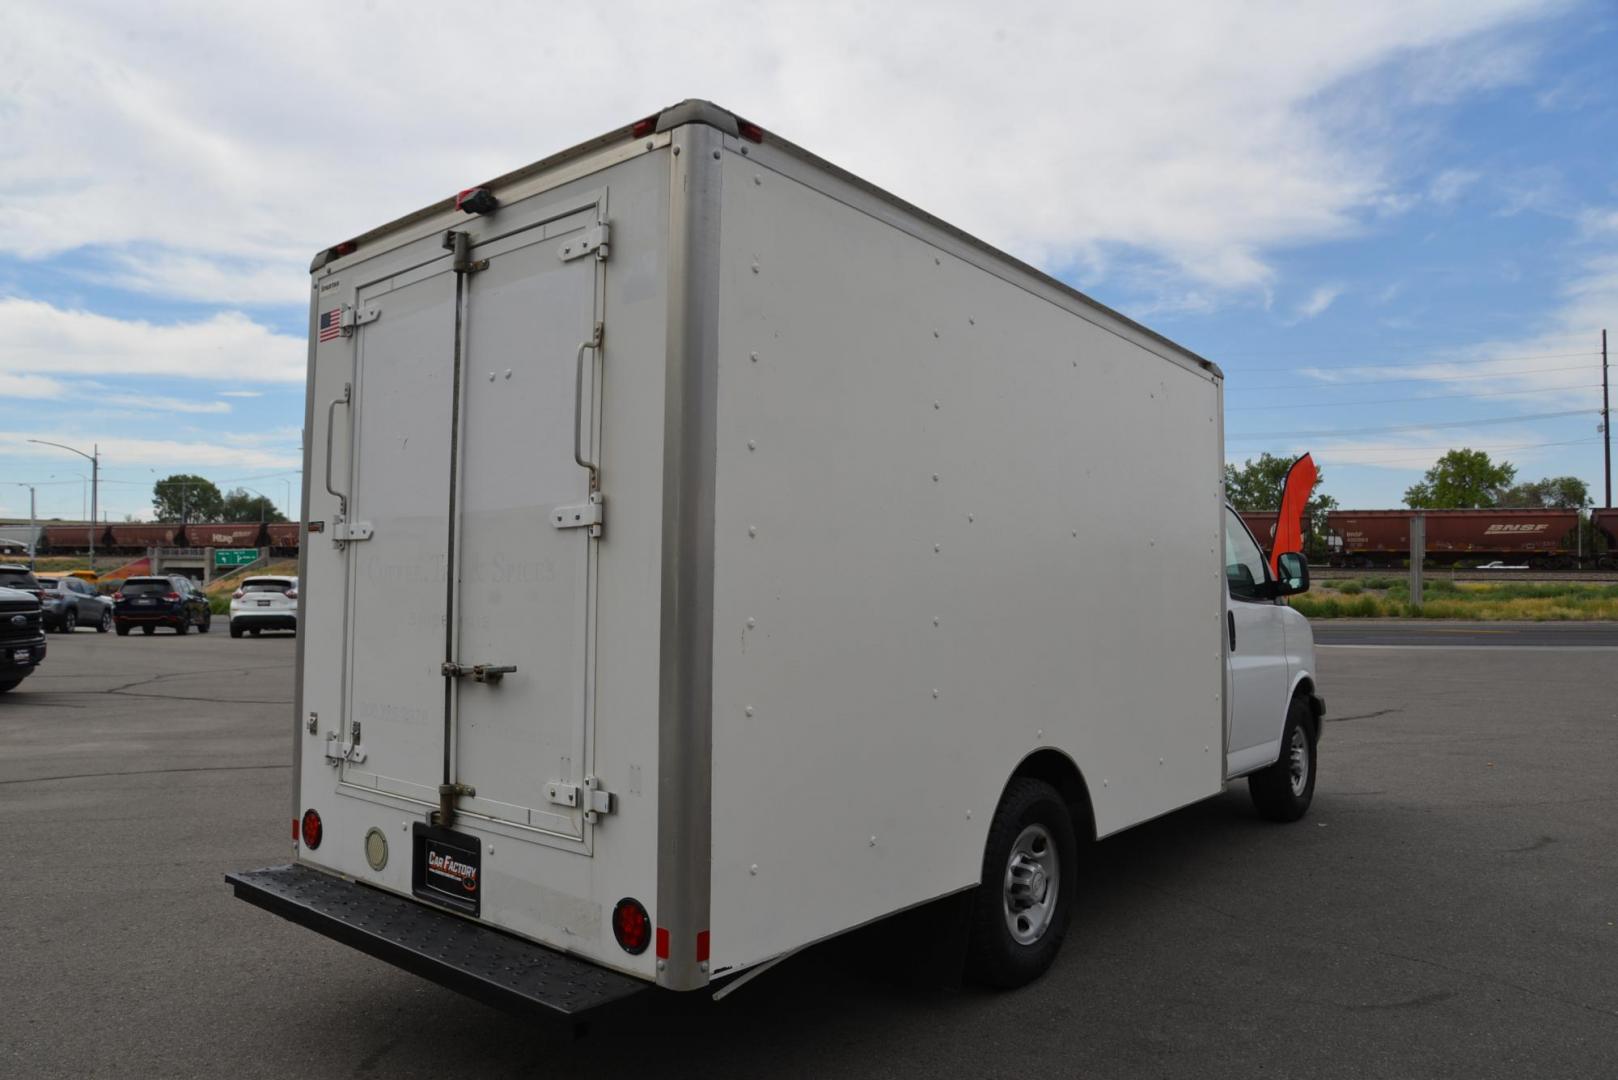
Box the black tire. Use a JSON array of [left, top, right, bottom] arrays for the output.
[[62, 609, 77, 633], [116, 624, 130, 637], [97, 610, 113, 633], [198, 612, 211, 634], [1249, 696, 1318, 823], [250, 628, 260, 637], [175, 614, 190, 635], [229, 624, 243, 639], [964, 778, 1078, 988], [0, 679, 19, 694], [141, 625, 155, 636]]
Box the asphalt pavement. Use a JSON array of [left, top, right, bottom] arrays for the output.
[[2, 624, 1615, 1079], [1313, 619, 1618, 647]]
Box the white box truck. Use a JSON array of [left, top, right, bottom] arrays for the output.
[[230, 99, 1324, 1022]]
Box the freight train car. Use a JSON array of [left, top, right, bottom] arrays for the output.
[[1327, 508, 1581, 569], [107, 523, 186, 552], [1593, 509, 1618, 569], [264, 523, 301, 553], [41, 524, 109, 554], [1235, 511, 1310, 556], [186, 523, 266, 548]]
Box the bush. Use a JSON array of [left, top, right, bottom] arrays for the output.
[[209, 595, 231, 616], [1336, 580, 1363, 595]]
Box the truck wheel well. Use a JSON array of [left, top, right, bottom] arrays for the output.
[[1011, 749, 1096, 843], [1293, 678, 1322, 737]]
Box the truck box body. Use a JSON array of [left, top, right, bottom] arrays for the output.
[[261, 101, 1232, 1004]]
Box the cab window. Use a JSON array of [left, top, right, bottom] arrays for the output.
[[1224, 508, 1270, 602]]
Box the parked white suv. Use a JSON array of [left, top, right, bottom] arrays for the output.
[[229, 576, 298, 638]]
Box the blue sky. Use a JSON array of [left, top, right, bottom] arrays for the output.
[[1, 1, 1613, 520]]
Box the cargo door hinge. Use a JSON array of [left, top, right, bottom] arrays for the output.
[[324, 720, 366, 766], [559, 223, 609, 262], [551, 492, 604, 538], [546, 775, 615, 823]]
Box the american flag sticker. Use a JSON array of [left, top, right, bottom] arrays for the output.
[[318, 308, 344, 343]]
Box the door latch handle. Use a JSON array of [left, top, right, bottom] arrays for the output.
[[441, 662, 516, 683], [1227, 611, 1236, 651]]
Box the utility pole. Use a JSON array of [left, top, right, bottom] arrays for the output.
[[29, 439, 99, 574], [1603, 329, 1611, 508], [12, 484, 36, 570]]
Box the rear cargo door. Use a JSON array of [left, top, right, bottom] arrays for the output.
[[448, 199, 606, 842], [339, 193, 609, 847]]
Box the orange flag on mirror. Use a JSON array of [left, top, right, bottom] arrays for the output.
[[1270, 453, 1317, 576]]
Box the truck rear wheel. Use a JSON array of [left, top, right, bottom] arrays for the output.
[[1249, 696, 1317, 822], [0, 679, 19, 694], [965, 778, 1077, 988]]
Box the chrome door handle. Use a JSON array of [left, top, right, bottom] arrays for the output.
[[573, 323, 603, 481], [324, 382, 352, 515]]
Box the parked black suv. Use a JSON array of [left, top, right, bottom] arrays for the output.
[[113, 576, 213, 635], [0, 585, 46, 692]]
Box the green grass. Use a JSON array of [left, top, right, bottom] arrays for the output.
[[1293, 580, 1618, 620]]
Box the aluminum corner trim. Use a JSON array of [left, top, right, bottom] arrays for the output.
[[655, 121, 722, 990], [655, 99, 740, 138]]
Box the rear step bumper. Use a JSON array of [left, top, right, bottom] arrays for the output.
[[227, 864, 648, 1023]]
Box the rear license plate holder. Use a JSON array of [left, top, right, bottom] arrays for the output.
[[11, 648, 29, 664], [412, 823, 481, 917]]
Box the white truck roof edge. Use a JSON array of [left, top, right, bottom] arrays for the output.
[[655, 119, 722, 990], [306, 98, 1220, 382]]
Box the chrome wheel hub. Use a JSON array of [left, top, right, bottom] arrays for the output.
[[1003, 823, 1059, 945], [1289, 726, 1310, 797]]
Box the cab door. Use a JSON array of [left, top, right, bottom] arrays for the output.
[[1224, 507, 1291, 776]]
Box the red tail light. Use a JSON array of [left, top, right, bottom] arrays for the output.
[[232, 590, 244, 600], [300, 808, 323, 849], [164, 592, 180, 601], [612, 898, 651, 955], [286, 588, 298, 599], [112, 592, 123, 602]]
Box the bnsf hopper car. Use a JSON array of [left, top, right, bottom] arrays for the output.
[[1327, 508, 1581, 569], [1235, 511, 1309, 556]]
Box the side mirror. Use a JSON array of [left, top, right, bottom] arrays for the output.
[[1274, 551, 1310, 596]]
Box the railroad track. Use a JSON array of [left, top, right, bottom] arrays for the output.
[[1314, 567, 1618, 585]]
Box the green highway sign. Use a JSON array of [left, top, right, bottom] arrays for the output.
[[215, 548, 259, 567]]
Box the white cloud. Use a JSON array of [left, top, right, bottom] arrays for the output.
[[0, 298, 304, 383], [0, 372, 67, 399], [1295, 285, 1344, 321], [0, 431, 299, 471], [218, 390, 262, 398], [1428, 169, 1481, 206], [0, 0, 1565, 301]]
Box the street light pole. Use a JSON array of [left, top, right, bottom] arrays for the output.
[[28, 439, 99, 574]]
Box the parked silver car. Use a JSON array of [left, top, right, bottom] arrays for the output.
[[39, 576, 115, 633]]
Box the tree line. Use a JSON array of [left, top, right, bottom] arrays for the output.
[[150, 474, 287, 523]]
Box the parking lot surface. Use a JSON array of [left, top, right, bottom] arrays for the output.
[[2, 627, 1614, 1079]]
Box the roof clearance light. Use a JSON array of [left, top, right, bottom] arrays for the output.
[[737, 119, 764, 143], [455, 187, 499, 215], [300, 808, 323, 849], [613, 898, 651, 955], [630, 114, 658, 139], [331, 240, 358, 258]]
